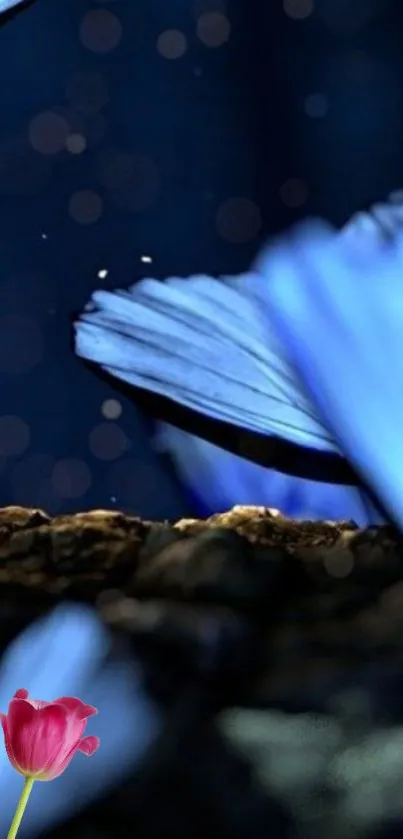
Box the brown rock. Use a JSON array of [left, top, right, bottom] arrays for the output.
[[0, 504, 402, 713]]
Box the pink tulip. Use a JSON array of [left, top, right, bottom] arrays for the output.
[[0, 688, 100, 781]]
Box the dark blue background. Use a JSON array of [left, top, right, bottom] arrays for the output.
[[0, 0, 401, 518]]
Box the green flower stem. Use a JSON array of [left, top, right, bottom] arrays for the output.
[[7, 777, 35, 839]]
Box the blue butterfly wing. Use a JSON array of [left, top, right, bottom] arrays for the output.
[[0, 0, 34, 22], [258, 200, 403, 528], [156, 422, 381, 523], [75, 193, 403, 520], [153, 195, 403, 523]]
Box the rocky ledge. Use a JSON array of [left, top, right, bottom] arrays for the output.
[[1, 504, 403, 839], [0, 503, 402, 714]]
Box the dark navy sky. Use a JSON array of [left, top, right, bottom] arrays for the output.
[[0, 0, 401, 518]]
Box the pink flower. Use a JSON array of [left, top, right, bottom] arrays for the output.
[[0, 689, 100, 781]]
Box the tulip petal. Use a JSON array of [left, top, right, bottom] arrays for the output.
[[45, 734, 100, 780], [7, 699, 69, 777], [55, 697, 98, 719], [13, 689, 28, 700], [0, 713, 19, 771], [77, 735, 100, 756]]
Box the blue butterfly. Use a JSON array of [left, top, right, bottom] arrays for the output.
[[74, 194, 403, 527], [0, 0, 35, 25]]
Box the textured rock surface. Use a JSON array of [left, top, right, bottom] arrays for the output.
[[1, 505, 403, 839], [0, 504, 402, 713]]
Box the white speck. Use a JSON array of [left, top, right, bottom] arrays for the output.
[[141, 255, 153, 264], [97, 269, 109, 279], [41, 233, 48, 239], [110, 496, 117, 503]]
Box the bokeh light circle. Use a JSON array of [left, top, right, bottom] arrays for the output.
[[66, 133, 87, 154], [51, 458, 92, 499], [10, 454, 62, 513], [304, 93, 329, 118], [89, 422, 129, 460], [101, 398, 122, 420], [66, 71, 110, 113], [28, 112, 69, 155], [0, 139, 52, 196], [279, 177, 309, 207], [216, 197, 262, 243], [0, 416, 30, 457], [157, 29, 188, 60], [69, 190, 104, 225], [196, 12, 231, 47], [283, 0, 314, 20], [95, 150, 160, 212], [79, 9, 123, 53], [0, 315, 44, 375]]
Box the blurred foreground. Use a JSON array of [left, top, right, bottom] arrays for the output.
[[0, 505, 402, 839]]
